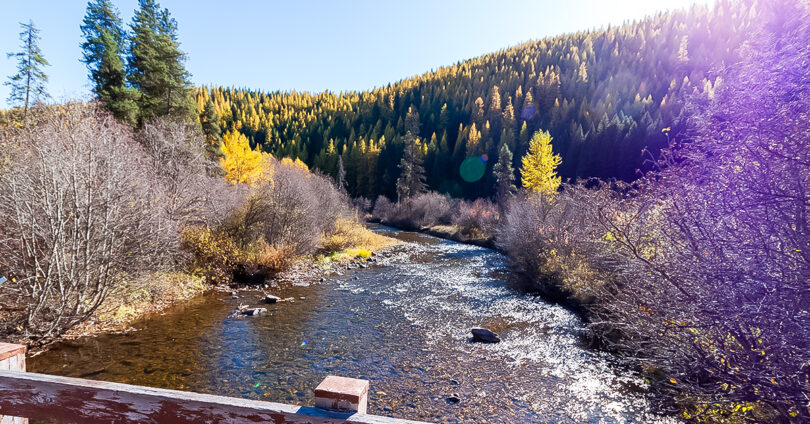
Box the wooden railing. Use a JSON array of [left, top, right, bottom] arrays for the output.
[[0, 343, 428, 424]]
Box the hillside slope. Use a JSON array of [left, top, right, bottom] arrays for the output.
[[197, 0, 758, 198]]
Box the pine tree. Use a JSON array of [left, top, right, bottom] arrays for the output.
[[81, 0, 138, 124], [404, 105, 420, 136], [493, 143, 516, 203], [128, 0, 194, 123], [5, 21, 49, 121], [200, 97, 223, 158], [395, 132, 427, 201], [521, 130, 562, 196], [200, 97, 221, 140]]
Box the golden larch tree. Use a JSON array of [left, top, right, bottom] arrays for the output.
[[520, 130, 562, 196], [220, 130, 264, 185]]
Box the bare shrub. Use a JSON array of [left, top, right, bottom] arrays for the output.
[[352, 196, 373, 216], [370, 192, 454, 229], [135, 118, 230, 228], [221, 158, 353, 276], [496, 7, 810, 419], [0, 103, 171, 340], [453, 198, 499, 240], [496, 188, 609, 303], [371, 195, 396, 223], [408, 192, 454, 227], [581, 8, 810, 420]]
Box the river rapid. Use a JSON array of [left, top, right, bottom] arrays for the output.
[[31, 225, 674, 423]]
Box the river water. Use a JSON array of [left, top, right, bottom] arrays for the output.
[[30, 226, 673, 423]]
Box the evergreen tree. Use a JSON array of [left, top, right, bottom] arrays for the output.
[[493, 143, 516, 203], [200, 97, 221, 140], [395, 132, 427, 201], [200, 97, 223, 158], [81, 0, 138, 124], [5, 21, 49, 121], [521, 130, 562, 196], [128, 0, 194, 123]]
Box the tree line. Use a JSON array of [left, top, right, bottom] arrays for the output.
[[196, 0, 758, 199]]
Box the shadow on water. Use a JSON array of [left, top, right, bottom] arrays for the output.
[[30, 225, 674, 424]]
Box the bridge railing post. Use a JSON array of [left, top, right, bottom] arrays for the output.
[[0, 342, 27, 424], [314, 375, 370, 414]]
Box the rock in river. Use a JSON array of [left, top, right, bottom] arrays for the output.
[[264, 294, 281, 304], [471, 328, 500, 343], [242, 308, 267, 316]]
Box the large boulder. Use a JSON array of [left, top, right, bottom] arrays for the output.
[[471, 328, 500, 343]]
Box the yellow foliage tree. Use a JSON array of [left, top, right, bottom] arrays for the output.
[[520, 130, 562, 196], [280, 157, 309, 173], [220, 130, 264, 185]]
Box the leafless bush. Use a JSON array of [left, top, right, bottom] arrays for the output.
[[496, 187, 611, 303], [0, 103, 171, 340], [453, 198, 499, 240], [371, 195, 396, 223], [408, 192, 454, 227], [370, 192, 455, 229], [580, 8, 810, 419], [135, 119, 239, 229], [497, 18, 810, 416], [352, 196, 373, 216], [225, 158, 352, 258]]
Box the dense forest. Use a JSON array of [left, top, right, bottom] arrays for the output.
[[197, 0, 756, 199]]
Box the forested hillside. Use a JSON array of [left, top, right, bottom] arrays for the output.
[[197, 0, 757, 199]]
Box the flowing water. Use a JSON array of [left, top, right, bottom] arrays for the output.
[[30, 226, 673, 423]]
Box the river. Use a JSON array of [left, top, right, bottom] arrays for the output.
[[30, 225, 674, 423]]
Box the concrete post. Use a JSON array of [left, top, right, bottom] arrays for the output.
[[314, 375, 369, 414], [0, 343, 27, 424]]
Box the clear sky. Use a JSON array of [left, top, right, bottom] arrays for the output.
[[0, 0, 714, 108]]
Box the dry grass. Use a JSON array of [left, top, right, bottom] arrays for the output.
[[318, 218, 399, 263], [321, 218, 399, 253]]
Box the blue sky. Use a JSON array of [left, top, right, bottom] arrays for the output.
[[1, 0, 713, 108]]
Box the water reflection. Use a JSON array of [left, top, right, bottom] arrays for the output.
[[31, 226, 673, 423]]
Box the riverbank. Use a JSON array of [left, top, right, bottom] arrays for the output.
[[366, 218, 496, 250], [3, 223, 401, 350]]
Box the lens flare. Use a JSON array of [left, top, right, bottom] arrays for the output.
[[460, 156, 486, 183]]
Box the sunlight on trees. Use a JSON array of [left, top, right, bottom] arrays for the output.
[[520, 130, 561, 196], [220, 130, 265, 186]]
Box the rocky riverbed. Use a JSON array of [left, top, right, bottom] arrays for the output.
[[30, 225, 676, 423]]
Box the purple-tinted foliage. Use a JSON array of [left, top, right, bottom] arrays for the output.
[[500, 2, 810, 420], [609, 0, 810, 418]]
